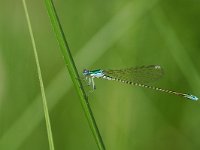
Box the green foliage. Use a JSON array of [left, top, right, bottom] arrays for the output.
[[44, 0, 105, 149], [22, 0, 55, 150], [0, 0, 200, 150]]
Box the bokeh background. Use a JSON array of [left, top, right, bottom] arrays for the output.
[[1, 0, 200, 149]]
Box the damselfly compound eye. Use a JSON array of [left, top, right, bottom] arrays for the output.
[[83, 69, 90, 76]]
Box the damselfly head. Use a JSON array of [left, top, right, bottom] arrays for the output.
[[83, 69, 90, 76]]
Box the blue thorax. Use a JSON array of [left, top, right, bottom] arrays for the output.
[[83, 69, 105, 78]]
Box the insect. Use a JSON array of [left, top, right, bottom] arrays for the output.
[[82, 65, 198, 101]]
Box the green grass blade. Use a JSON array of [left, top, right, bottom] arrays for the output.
[[44, 0, 105, 149], [22, 0, 55, 150]]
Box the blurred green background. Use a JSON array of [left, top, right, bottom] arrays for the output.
[[1, 0, 200, 149]]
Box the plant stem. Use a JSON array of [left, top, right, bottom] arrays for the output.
[[22, 0, 55, 150], [44, 0, 105, 149]]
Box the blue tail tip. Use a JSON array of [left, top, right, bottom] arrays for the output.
[[184, 94, 198, 101]]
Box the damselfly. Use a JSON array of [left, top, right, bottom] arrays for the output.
[[82, 65, 198, 101]]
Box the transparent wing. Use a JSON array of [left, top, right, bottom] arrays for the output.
[[103, 65, 164, 84]]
